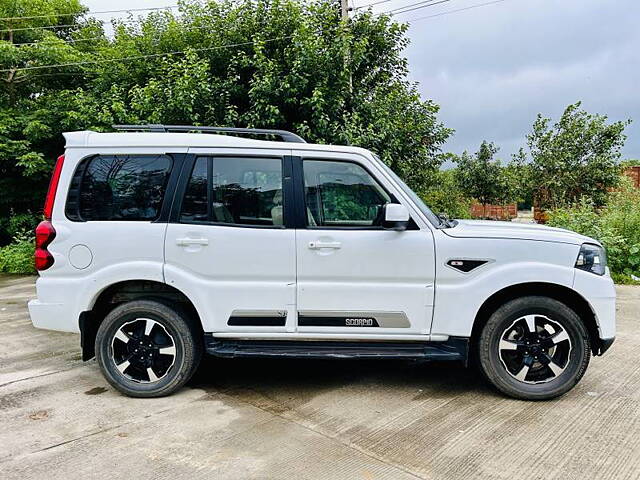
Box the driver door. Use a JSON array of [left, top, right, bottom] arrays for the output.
[[293, 151, 436, 336]]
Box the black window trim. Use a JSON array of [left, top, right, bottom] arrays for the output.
[[65, 153, 179, 223], [171, 153, 292, 230], [292, 156, 417, 231]]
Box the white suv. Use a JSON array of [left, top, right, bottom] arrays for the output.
[[28, 125, 616, 400]]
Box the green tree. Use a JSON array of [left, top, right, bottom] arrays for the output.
[[516, 102, 630, 210], [420, 167, 472, 219], [453, 141, 518, 216], [0, 0, 452, 228], [0, 0, 105, 218]]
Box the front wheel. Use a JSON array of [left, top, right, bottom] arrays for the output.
[[95, 300, 202, 398], [478, 296, 590, 400]]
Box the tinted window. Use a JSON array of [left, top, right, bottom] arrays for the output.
[[75, 155, 172, 221], [304, 160, 390, 227], [180, 158, 208, 222], [180, 157, 284, 227]]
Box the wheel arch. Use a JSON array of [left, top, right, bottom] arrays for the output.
[[469, 282, 604, 357], [79, 279, 203, 361]]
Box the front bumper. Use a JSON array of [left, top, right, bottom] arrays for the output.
[[573, 269, 616, 353]]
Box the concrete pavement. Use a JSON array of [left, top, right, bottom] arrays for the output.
[[1, 275, 639, 479]]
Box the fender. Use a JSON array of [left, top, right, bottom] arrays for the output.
[[431, 260, 576, 337]]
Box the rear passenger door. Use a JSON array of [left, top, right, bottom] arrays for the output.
[[164, 149, 297, 334]]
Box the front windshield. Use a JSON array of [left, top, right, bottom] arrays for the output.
[[373, 155, 443, 227]]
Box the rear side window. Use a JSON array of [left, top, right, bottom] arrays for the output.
[[180, 156, 284, 227], [67, 155, 172, 221]]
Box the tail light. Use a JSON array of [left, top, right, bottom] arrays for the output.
[[43, 154, 64, 221], [35, 221, 56, 271], [36, 154, 64, 271]]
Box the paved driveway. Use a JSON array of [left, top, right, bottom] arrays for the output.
[[1, 275, 639, 479]]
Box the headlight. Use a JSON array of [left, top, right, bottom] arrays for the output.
[[575, 243, 606, 275]]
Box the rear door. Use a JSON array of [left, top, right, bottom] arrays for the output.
[[293, 151, 436, 336], [164, 148, 296, 334]]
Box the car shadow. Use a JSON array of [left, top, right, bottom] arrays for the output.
[[189, 355, 494, 400]]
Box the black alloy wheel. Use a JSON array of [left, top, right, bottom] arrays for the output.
[[96, 300, 202, 397]]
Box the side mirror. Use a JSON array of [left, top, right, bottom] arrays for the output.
[[382, 203, 410, 231]]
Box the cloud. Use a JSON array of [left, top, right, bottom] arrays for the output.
[[399, 0, 640, 159], [86, 0, 640, 160]]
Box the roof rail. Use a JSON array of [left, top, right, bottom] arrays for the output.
[[112, 124, 306, 143]]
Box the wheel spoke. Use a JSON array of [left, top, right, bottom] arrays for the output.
[[523, 315, 537, 333], [499, 339, 519, 351], [514, 363, 530, 382], [116, 360, 130, 374], [147, 367, 159, 382], [143, 318, 156, 336], [545, 355, 564, 377], [538, 353, 565, 377], [547, 360, 565, 377], [551, 330, 569, 344], [159, 345, 176, 356], [114, 329, 130, 344]]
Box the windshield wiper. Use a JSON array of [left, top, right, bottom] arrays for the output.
[[437, 213, 457, 229]]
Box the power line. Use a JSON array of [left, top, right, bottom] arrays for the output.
[[3, 0, 514, 61], [10, 21, 242, 47], [12, 36, 107, 47], [1, 22, 82, 33], [406, 0, 510, 22], [0, 5, 179, 22], [385, 0, 452, 16], [354, 0, 395, 10], [0, 35, 295, 73], [0, 15, 146, 34]]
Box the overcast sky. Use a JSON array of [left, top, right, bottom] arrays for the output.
[[83, 0, 640, 160]]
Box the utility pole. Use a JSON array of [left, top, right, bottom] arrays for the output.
[[340, 0, 349, 21], [340, 0, 352, 92]]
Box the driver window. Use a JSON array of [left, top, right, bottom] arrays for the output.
[[303, 160, 390, 227]]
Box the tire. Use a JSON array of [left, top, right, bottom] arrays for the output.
[[95, 300, 202, 398], [478, 296, 590, 400]]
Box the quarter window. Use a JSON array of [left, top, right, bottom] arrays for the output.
[[180, 157, 284, 227], [303, 160, 390, 227], [180, 158, 208, 223], [69, 155, 172, 221]]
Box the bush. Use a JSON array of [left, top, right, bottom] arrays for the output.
[[420, 169, 473, 219], [547, 178, 640, 283], [0, 213, 40, 247], [0, 237, 35, 275]]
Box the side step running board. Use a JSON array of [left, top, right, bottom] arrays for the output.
[[204, 335, 468, 363]]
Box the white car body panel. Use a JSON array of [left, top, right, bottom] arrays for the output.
[[445, 219, 595, 244], [293, 149, 436, 336], [29, 144, 179, 332], [573, 269, 616, 339], [431, 233, 579, 337], [28, 131, 615, 351], [162, 146, 296, 333]]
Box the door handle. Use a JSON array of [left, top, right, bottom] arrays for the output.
[[176, 237, 209, 247], [308, 241, 342, 250]]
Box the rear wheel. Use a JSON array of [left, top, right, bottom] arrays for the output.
[[95, 300, 202, 398], [478, 296, 590, 400]]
